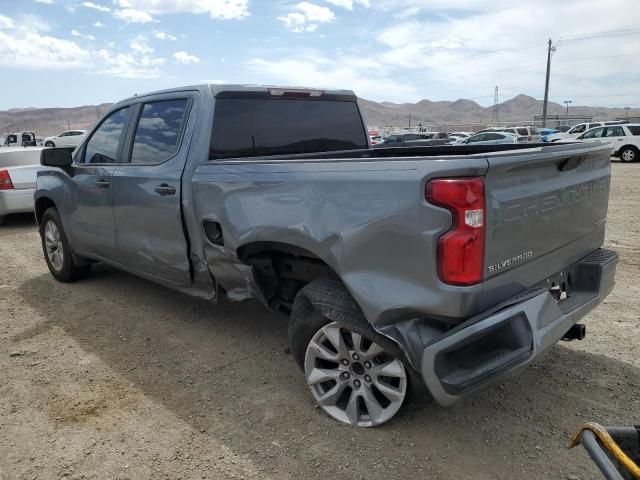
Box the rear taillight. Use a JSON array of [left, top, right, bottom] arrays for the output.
[[426, 177, 485, 286], [0, 170, 14, 190]]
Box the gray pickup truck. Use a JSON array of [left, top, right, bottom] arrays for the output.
[[36, 84, 617, 427]]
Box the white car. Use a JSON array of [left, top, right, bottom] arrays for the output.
[[0, 148, 43, 225], [546, 122, 606, 142], [575, 124, 640, 162], [42, 130, 86, 148]]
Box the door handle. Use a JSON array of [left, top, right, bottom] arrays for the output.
[[95, 179, 110, 188], [154, 184, 176, 196]]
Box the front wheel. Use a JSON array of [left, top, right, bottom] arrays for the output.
[[619, 146, 638, 163], [44, 141, 55, 148], [40, 208, 90, 282], [289, 277, 408, 427]]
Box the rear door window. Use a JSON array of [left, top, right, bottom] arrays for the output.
[[603, 126, 624, 137], [129, 99, 189, 164], [628, 126, 640, 136], [517, 128, 528, 136], [83, 107, 132, 164], [211, 97, 368, 159]]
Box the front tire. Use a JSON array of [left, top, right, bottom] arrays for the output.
[[44, 141, 55, 148], [289, 277, 408, 427], [619, 146, 638, 163], [40, 208, 90, 282]]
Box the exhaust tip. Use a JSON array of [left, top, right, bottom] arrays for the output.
[[562, 323, 586, 341]]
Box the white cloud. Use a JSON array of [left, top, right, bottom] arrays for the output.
[[0, 15, 14, 29], [112, 0, 249, 20], [153, 31, 177, 41], [71, 29, 96, 41], [113, 8, 154, 23], [130, 36, 154, 54], [81, 1, 110, 12], [173, 50, 200, 64], [93, 21, 105, 27], [324, 0, 370, 9], [35, 0, 54, 4], [248, 52, 416, 103], [0, 28, 90, 69], [278, 2, 335, 32], [97, 47, 166, 78]]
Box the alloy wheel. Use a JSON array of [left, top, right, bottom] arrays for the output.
[[44, 220, 64, 271], [304, 321, 407, 427]]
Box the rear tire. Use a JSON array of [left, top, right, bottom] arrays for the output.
[[40, 207, 90, 282], [619, 146, 638, 163], [289, 277, 410, 427]]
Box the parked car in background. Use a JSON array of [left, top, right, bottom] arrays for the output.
[[369, 135, 384, 145], [448, 131, 472, 138], [555, 125, 571, 132], [456, 131, 522, 145], [0, 147, 43, 225], [547, 122, 604, 142], [539, 128, 557, 142], [381, 132, 449, 147], [42, 130, 86, 148], [575, 124, 640, 162], [2, 132, 37, 147], [494, 126, 541, 143]]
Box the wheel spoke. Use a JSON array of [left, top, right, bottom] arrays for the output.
[[321, 323, 349, 358], [371, 359, 406, 378], [351, 331, 364, 354], [307, 367, 341, 386], [361, 385, 384, 421], [364, 342, 385, 359], [372, 377, 405, 402], [307, 338, 339, 362], [344, 390, 360, 424], [316, 381, 347, 406]]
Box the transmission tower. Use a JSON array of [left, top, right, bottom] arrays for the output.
[[491, 86, 499, 123]]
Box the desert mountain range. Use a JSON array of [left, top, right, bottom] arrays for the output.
[[1, 95, 638, 136]]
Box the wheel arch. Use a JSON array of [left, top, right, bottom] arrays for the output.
[[236, 240, 338, 313], [35, 196, 57, 226]]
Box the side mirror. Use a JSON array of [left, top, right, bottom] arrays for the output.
[[41, 147, 74, 167]]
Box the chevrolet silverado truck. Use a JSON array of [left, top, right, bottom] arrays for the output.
[[35, 84, 618, 427]]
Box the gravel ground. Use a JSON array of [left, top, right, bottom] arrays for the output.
[[1, 161, 639, 480]]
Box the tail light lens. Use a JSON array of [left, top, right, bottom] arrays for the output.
[[0, 169, 14, 190], [426, 177, 485, 286]]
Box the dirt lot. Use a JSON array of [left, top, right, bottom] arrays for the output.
[[1, 161, 639, 480]]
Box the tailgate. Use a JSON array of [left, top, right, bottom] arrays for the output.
[[484, 143, 611, 282]]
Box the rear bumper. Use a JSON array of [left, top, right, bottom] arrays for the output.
[[418, 248, 618, 406], [0, 188, 35, 216]]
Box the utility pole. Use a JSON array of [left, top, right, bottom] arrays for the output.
[[563, 100, 572, 117], [67, 119, 71, 131], [625, 106, 631, 120], [408, 113, 412, 128], [542, 38, 556, 128], [491, 86, 499, 123]]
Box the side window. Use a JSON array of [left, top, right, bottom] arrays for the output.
[[582, 128, 602, 139], [517, 128, 528, 136], [129, 99, 189, 164], [485, 133, 502, 140], [590, 123, 602, 128], [468, 134, 485, 142], [404, 134, 419, 141], [83, 107, 131, 164], [628, 126, 640, 136], [59, 131, 71, 137], [570, 124, 585, 134]]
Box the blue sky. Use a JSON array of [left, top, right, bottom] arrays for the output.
[[1, 0, 639, 110]]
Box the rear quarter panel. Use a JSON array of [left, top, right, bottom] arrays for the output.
[[190, 155, 489, 326]]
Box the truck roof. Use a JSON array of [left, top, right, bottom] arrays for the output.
[[116, 84, 357, 104]]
